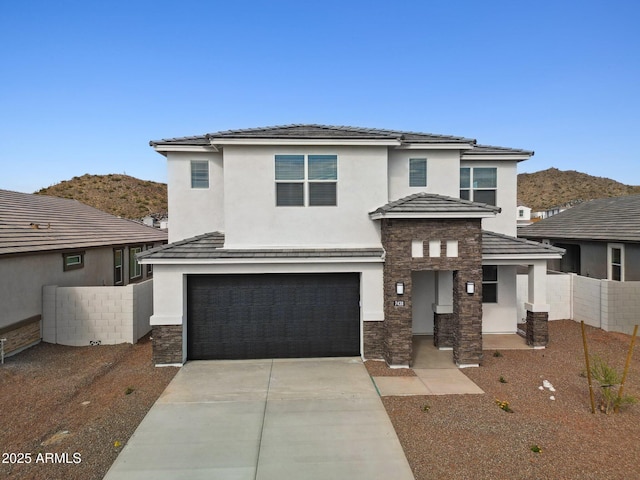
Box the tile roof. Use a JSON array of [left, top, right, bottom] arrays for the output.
[[463, 144, 534, 157], [369, 193, 501, 218], [0, 189, 167, 256], [518, 195, 640, 242], [482, 231, 565, 257], [150, 124, 477, 146], [138, 232, 385, 260]]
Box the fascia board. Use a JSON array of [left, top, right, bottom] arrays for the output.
[[395, 143, 474, 150], [152, 145, 219, 154], [369, 211, 496, 220], [482, 254, 563, 263], [209, 138, 401, 147], [139, 256, 385, 265], [461, 154, 531, 161]]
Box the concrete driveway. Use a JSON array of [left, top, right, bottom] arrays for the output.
[[104, 357, 414, 480]]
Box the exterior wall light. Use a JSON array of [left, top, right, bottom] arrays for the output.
[[396, 282, 404, 295], [466, 281, 475, 295]]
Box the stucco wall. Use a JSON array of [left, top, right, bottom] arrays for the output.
[[517, 272, 572, 322], [483, 265, 518, 333], [42, 279, 153, 346], [388, 149, 459, 201], [221, 145, 388, 248]]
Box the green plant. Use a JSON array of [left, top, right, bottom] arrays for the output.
[[495, 399, 513, 413], [590, 355, 637, 414], [530, 445, 542, 453], [493, 351, 503, 358], [421, 404, 430, 412], [499, 376, 507, 383], [125, 387, 135, 395]]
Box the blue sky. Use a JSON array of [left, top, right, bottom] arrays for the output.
[[1, 0, 638, 193]]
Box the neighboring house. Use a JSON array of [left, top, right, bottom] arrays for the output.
[[0, 190, 167, 356], [532, 202, 573, 220], [519, 195, 640, 281], [142, 214, 169, 230], [139, 124, 563, 367], [516, 202, 533, 227]]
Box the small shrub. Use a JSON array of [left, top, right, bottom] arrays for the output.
[[499, 376, 507, 383], [125, 387, 135, 395], [493, 351, 503, 358], [530, 445, 542, 453], [495, 399, 513, 413], [590, 355, 637, 414], [421, 404, 430, 412]]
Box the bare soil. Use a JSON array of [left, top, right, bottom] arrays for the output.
[[367, 320, 640, 480], [0, 335, 178, 480]]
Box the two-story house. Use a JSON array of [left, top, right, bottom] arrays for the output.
[[139, 125, 563, 367]]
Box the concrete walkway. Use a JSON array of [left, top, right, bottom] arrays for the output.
[[104, 358, 414, 480]]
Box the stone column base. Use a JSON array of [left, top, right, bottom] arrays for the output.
[[526, 310, 549, 347], [363, 321, 384, 360], [433, 313, 454, 348], [152, 325, 183, 365]]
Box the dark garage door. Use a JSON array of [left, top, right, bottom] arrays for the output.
[[187, 273, 360, 360]]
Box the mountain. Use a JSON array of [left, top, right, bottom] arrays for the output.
[[517, 168, 640, 211], [35, 174, 167, 220]]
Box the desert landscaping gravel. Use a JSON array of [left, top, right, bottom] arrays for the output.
[[2, 320, 638, 479], [367, 320, 640, 480], [0, 335, 178, 480]]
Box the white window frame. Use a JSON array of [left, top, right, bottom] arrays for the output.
[[275, 154, 337, 207], [607, 243, 625, 281], [190, 160, 209, 189], [460, 167, 497, 206], [63, 252, 84, 271]]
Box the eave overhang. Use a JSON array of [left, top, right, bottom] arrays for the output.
[[369, 211, 497, 220]]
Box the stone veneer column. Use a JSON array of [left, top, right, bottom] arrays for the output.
[[526, 310, 549, 347], [363, 321, 385, 359], [152, 325, 183, 365], [433, 313, 454, 348], [452, 269, 483, 366]]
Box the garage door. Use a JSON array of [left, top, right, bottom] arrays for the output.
[[187, 273, 360, 360]]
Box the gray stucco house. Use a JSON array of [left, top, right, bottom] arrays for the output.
[[519, 194, 640, 281], [139, 124, 563, 368], [0, 190, 167, 356]]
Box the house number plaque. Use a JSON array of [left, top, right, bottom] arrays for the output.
[[394, 300, 405, 307]]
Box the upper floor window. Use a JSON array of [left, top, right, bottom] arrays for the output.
[[460, 167, 497, 206], [608, 243, 624, 281], [275, 154, 337, 206], [409, 158, 427, 187], [191, 160, 209, 188]]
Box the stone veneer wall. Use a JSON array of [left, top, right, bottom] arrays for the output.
[[526, 310, 549, 347], [0, 316, 41, 356], [433, 313, 454, 348], [380, 218, 483, 366], [152, 325, 183, 365], [363, 321, 384, 359]]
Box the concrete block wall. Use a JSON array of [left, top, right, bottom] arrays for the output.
[[572, 275, 602, 328], [601, 281, 640, 335], [516, 272, 572, 322], [42, 280, 153, 346]]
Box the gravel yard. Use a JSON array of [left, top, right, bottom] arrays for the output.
[[2, 320, 638, 480], [367, 320, 640, 480], [0, 335, 178, 480]]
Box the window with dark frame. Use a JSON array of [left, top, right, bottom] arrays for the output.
[[482, 265, 498, 303], [129, 246, 142, 280], [460, 167, 497, 206], [275, 154, 337, 206], [409, 158, 427, 187], [190, 160, 209, 188], [63, 252, 84, 271], [114, 249, 124, 285]]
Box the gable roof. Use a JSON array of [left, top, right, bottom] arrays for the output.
[[518, 195, 640, 243], [137, 232, 384, 261], [150, 124, 532, 158], [0, 190, 167, 256], [369, 193, 501, 219]]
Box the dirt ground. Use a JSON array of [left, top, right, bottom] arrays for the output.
[[367, 320, 640, 480], [0, 335, 178, 480]]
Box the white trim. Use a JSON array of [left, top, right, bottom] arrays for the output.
[[152, 145, 219, 154], [369, 211, 497, 220], [482, 254, 563, 262], [210, 138, 402, 147], [461, 154, 531, 161], [155, 363, 183, 367], [395, 143, 474, 150], [150, 315, 183, 326], [140, 256, 385, 265], [525, 302, 550, 312], [607, 243, 625, 281]]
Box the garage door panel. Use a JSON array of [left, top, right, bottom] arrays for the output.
[[187, 273, 360, 360]]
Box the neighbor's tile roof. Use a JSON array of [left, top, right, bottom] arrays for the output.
[[483, 231, 565, 256], [138, 232, 385, 260], [518, 195, 640, 243], [370, 193, 501, 217], [0, 189, 167, 256]]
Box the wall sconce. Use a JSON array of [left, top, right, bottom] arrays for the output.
[[466, 281, 475, 295], [396, 282, 404, 295]]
